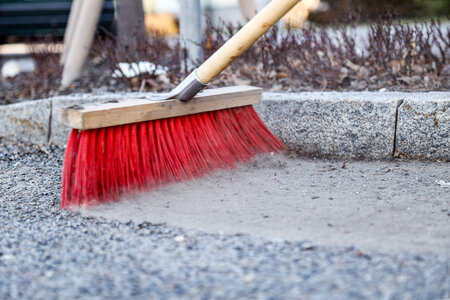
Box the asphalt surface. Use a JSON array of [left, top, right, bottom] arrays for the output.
[[0, 140, 449, 299]]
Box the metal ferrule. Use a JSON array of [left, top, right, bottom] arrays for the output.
[[144, 69, 208, 102], [174, 69, 208, 101]]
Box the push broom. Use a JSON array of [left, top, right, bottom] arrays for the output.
[[61, 0, 302, 208]]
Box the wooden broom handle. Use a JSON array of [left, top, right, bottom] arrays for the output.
[[196, 0, 302, 84]]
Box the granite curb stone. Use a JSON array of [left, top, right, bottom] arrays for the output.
[[256, 92, 403, 159], [0, 99, 51, 145], [396, 93, 449, 160]]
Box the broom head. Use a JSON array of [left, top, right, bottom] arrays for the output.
[[61, 86, 285, 208]]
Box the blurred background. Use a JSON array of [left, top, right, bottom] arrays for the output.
[[1, 0, 449, 42], [0, 0, 449, 103]]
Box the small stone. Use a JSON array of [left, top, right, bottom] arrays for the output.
[[436, 180, 450, 188], [244, 274, 255, 283], [174, 235, 186, 243], [300, 242, 315, 251]]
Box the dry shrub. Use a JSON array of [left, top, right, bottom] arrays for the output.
[[91, 29, 184, 92], [0, 38, 62, 103], [203, 14, 449, 91], [28, 40, 63, 98]]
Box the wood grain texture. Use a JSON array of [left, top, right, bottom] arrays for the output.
[[60, 86, 262, 130]]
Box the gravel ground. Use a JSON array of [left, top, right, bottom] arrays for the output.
[[0, 140, 449, 299]]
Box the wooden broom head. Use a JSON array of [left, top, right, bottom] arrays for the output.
[[60, 86, 262, 130]]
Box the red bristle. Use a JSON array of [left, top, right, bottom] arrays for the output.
[[241, 106, 285, 151], [128, 124, 145, 191], [85, 130, 100, 205], [96, 128, 107, 202], [67, 130, 100, 206], [231, 106, 271, 153], [180, 115, 210, 173], [61, 129, 80, 208], [61, 106, 286, 208], [161, 118, 187, 181], [214, 108, 254, 161], [146, 121, 163, 186], [122, 125, 133, 193], [188, 113, 223, 170], [105, 126, 119, 202], [71, 131, 89, 206], [167, 117, 201, 178], [154, 119, 176, 183], [118, 125, 134, 194], [195, 112, 236, 169], [138, 122, 154, 188]]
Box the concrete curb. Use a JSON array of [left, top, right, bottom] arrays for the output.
[[0, 91, 449, 160]]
